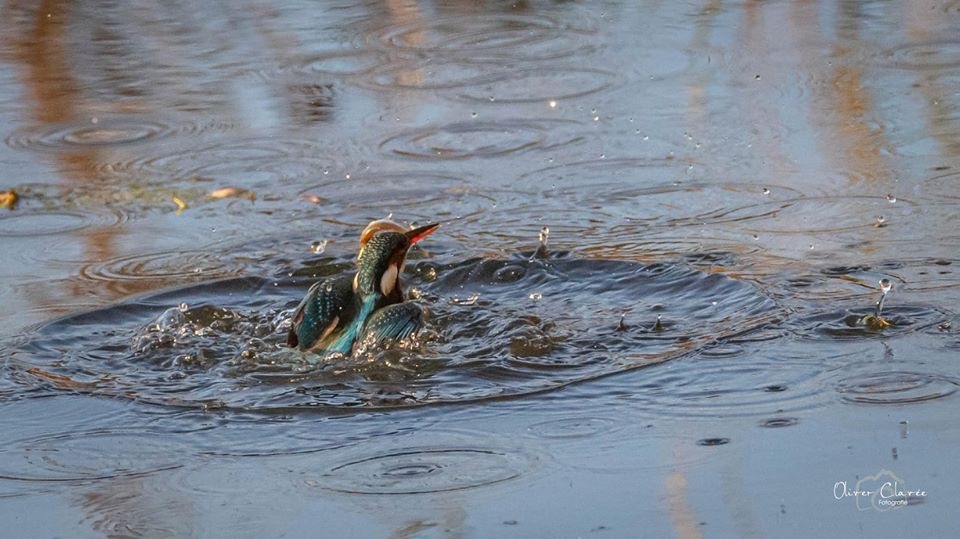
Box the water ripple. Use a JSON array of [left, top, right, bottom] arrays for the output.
[[311, 430, 539, 495], [6, 117, 233, 153], [366, 14, 597, 61], [878, 40, 960, 71], [6, 119, 173, 152], [453, 67, 622, 104], [4, 251, 781, 411], [836, 371, 959, 405], [0, 429, 189, 482], [518, 157, 803, 226], [380, 120, 584, 160], [0, 208, 127, 237], [80, 249, 250, 286], [101, 138, 346, 188]]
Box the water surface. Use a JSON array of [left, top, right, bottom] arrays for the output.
[[1, 0, 959, 536]]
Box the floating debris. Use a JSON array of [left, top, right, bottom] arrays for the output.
[[210, 187, 256, 201], [172, 195, 188, 214], [0, 190, 17, 209]]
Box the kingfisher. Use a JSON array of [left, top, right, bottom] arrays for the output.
[[287, 221, 439, 356]]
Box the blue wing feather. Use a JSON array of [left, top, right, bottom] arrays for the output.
[[359, 302, 426, 346], [326, 294, 378, 354], [288, 276, 354, 351]]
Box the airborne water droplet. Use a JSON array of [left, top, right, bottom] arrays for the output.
[[309, 240, 328, 254], [879, 278, 892, 295], [529, 292, 543, 301], [875, 278, 893, 318], [470, 111, 478, 118], [762, 187, 771, 196], [886, 193, 897, 203], [539, 226, 550, 245], [178, 302, 189, 312]]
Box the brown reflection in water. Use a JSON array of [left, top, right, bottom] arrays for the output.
[[791, 1, 892, 184], [665, 464, 704, 539], [905, 0, 960, 159], [79, 475, 194, 537], [685, 0, 721, 127], [732, 0, 796, 180], [3, 0, 124, 305], [389, 505, 467, 539]]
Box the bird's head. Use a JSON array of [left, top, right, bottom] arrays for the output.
[[353, 222, 439, 299]]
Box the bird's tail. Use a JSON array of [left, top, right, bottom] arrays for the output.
[[326, 295, 377, 355]]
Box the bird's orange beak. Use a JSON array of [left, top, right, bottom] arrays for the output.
[[404, 222, 440, 244]]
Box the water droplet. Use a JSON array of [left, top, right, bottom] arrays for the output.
[[90, 117, 99, 125], [879, 278, 892, 294], [697, 437, 730, 446], [762, 187, 770, 196], [529, 292, 543, 301], [886, 193, 897, 203], [309, 240, 328, 254], [642, 135, 649, 141], [590, 108, 597, 114], [809, 244, 815, 250], [488, 96, 495, 102], [599, 153, 606, 159], [344, 173, 351, 180], [538, 226, 550, 245], [875, 215, 887, 227], [548, 100, 557, 109], [323, 169, 330, 175], [751, 234, 759, 241], [874, 278, 893, 318], [450, 293, 479, 306], [470, 111, 478, 118], [592, 116, 600, 122], [178, 302, 189, 312]]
